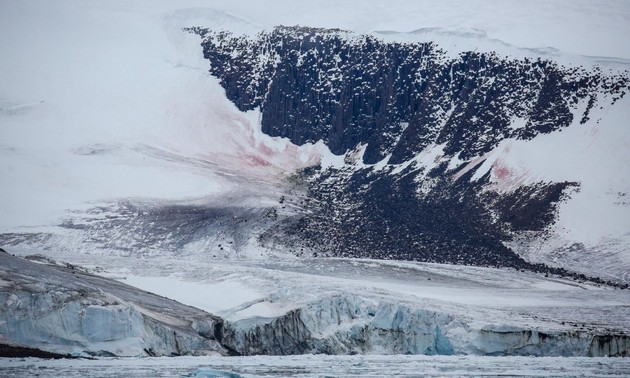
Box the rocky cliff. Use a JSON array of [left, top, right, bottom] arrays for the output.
[[189, 26, 627, 164], [188, 26, 630, 278]]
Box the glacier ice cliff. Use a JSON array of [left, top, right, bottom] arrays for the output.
[[0, 251, 227, 357], [1, 251, 628, 357], [221, 295, 629, 357]]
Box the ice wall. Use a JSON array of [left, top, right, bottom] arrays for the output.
[[222, 295, 629, 357], [1, 288, 228, 357], [0, 252, 226, 357], [2, 252, 628, 357]]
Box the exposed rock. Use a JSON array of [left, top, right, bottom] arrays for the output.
[[0, 341, 78, 359], [188, 26, 628, 163], [187, 25, 630, 278]]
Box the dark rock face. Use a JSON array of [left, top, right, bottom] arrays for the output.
[[187, 26, 629, 274], [187, 26, 628, 164], [491, 181, 578, 232], [259, 163, 578, 271]]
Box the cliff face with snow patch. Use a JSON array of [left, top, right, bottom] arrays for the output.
[[189, 26, 630, 281], [190, 26, 627, 164]]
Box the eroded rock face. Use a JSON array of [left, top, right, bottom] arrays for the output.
[[188, 26, 628, 164], [188, 26, 629, 278]]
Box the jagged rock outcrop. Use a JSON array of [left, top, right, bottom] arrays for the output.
[[187, 25, 630, 276], [188, 26, 628, 164]]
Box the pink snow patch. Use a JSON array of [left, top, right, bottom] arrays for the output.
[[491, 159, 531, 192], [258, 143, 276, 156], [242, 154, 272, 167], [493, 163, 512, 180]]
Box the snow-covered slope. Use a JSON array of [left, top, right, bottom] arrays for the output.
[[0, 0, 323, 232]]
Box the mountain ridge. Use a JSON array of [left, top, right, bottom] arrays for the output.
[[185, 25, 630, 281]]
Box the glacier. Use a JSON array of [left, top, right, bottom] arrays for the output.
[[223, 296, 630, 357], [0, 251, 227, 357], [2, 250, 628, 358]]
